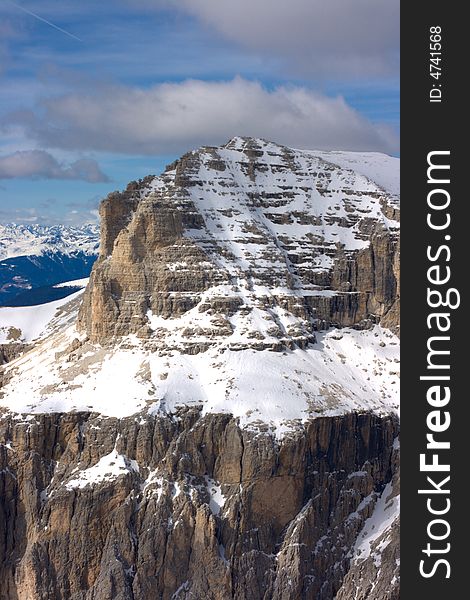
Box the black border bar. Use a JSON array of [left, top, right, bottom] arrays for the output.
[[401, 2, 466, 597]]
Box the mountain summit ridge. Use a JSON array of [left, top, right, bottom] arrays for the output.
[[79, 137, 400, 350]]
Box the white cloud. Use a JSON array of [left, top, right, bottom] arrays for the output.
[[0, 150, 109, 182], [11, 78, 398, 154], [134, 0, 399, 77], [0, 200, 100, 227], [0, 207, 39, 224]]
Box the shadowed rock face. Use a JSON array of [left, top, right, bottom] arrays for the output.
[[0, 410, 398, 600], [0, 344, 30, 366], [78, 138, 400, 347]]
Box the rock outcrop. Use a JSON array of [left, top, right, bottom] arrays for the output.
[[335, 446, 400, 600], [0, 343, 30, 365]]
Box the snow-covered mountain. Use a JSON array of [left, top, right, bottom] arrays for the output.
[[1, 137, 400, 425], [0, 223, 98, 306], [0, 139, 400, 600], [0, 223, 99, 261]]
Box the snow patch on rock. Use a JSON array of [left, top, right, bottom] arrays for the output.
[[66, 449, 139, 490]]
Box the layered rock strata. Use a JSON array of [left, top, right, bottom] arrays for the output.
[[78, 137, 400, 349]]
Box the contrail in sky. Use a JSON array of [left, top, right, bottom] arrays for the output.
[[8, 0, 83, 42]]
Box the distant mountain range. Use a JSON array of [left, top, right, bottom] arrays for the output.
[[0, 224, 99, 306]]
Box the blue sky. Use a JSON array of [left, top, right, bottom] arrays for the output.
[[0, 0, 399, 225]]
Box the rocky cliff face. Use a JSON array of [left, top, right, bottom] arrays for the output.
[[0, 410, 398, 600], [78, 137, 400, 347], [0, 138, 400, 599], [0, 343, 30, 366]]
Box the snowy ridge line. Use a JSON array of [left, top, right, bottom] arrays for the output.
[[179, 139, 400, 257], [0, 223, 99, 260], [301, 149, 400, 198]]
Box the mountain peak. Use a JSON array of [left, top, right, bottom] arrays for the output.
[[0, 141, 400, 433], [78, 140, 399, 349]]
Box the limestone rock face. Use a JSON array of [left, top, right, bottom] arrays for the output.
[[78, 138, 400, 348], [335, 447, 400, 600], [0, 410, 398, 600]]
